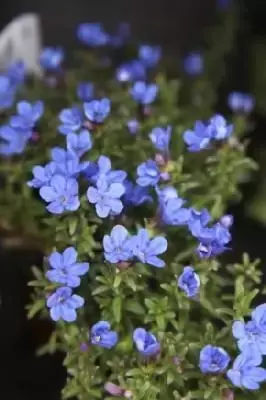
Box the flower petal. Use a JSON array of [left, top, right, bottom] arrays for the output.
[[63, 247, 77, 266], [48, 251, 62, 268]]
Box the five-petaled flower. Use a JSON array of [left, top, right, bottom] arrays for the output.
[[228, 92, 255, 114], [136, 159, 161, 187], [40, 175, 80, 214], [227, 352, 266, 390], [46, 286, 84, 322], [66, 130, 92, 157], [46, 247, 89, 288], [208, 115, 233, 140], [90, 155, 127, 185], [232, 320, 266, 357], [0, 125, 30, 155], [183, 121, 212, 152], [183, 52, 203, 76], [10, 100, 44, 131], [131, 228, 167, 268], [138, 45, 161, 68], [58, 106, 83, 135], [116, 60, 146, 82], [130, 81, 158, 105], [77, 23, 109, 47], [133, 328, 160, 356], [199, 345, 230, 374], [40, 47, 64, 71], [87, 177, 125, 218], [178, 266, 200, 298], [84, 98, 111, 124], [90, 321, 118, 348], [103, 225, 133, 263], [27, 162, 56, 188], [149, 126, 171, 155], [50, 147, 89, 177], [77, 82, 94, 102]]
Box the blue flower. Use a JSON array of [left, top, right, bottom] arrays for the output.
[[252, 304, 266, 334], [227, 352, 266, 390], [127, 119, 140, 135], [46, 286, 84, 322], [188, 208, 211, 230], [136, 159, 161, 187], [133, 328, 160, 356], [149, 126, 171, 154], [0, 76, 15, 110], [183, 52, 203, 76], [87, 177, 125, 218], [77, 23, 109, 47], [116, 60, 146, 82], [84, 98, 111, 124], [232, 320, 266, 357], [131, 228, 167, 268], [88, 155, 127, 185], [208, 115, 233, 140], [40, 175, 80, 214], [67, 130, 92, 157], [7, 61, 25, 86], [50, 147, 89, 177], [58, 107, 83, 135], [77, 82, 94, 102], [178, 266, 200, 298], [90, 321, 118, 348], [199, 345, 230, 374], [103, 225, 133, 263], [157, 188, 190, 226], [183, 121, 212, 152], [0, 125, 30, 155], [10, 101, 44, 131], [46, 247, 89, 288], [130, 81, 158, 105], [138, 45, 161, 68], [123, 180, 152, 206], [27, 162, 56, 188], [40, 47, 64, 70], [190, 221, 231, 258], [228, 92, 255, 113]]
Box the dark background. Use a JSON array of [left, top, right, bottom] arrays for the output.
[[0, 1, 266, 399]]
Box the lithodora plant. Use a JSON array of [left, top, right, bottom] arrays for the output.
[[0, 8, 265, 400]]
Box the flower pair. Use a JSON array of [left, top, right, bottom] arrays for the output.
[[46, 247, 89, 322], [83, 324, 160, 357], [103, 225, 167, 268]]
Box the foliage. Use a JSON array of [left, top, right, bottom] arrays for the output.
[[0, 3, 265, 400]]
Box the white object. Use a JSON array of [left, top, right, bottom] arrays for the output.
[[0, 13, 42, 75]]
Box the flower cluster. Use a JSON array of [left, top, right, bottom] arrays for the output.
[[2, 14, 263, 400]]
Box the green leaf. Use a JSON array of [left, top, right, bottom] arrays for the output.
[[27, 299, 45, 319], [112, 297, 122, 323], [126, 299, 145, 315]]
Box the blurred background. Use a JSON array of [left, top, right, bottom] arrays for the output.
[[0, 0, 266, 399]]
